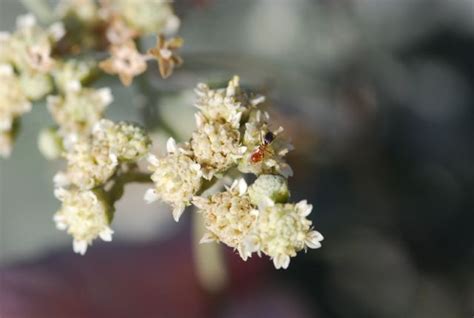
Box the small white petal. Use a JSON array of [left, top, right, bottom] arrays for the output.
[[73, 240, 88, 255], [237, 178, 247, 196], [53, 172, 69, 187], [199, 232, 216, 244], [99, 228, 114, 242], [273, 254, 290, 270], [172, 206, 185, 222], [305, 231, 324, 249], [166, 137, 177, 154], [147, 154, 159, 166], [144, 188, 159, 203]]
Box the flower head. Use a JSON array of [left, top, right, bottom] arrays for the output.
[[252, 200, 323, 269], [47, 86, 112, 141], [54, 187, 114, 255], [99, 41, 147, 86], [193, 76, 265, 128], [191, 122, 246, 179], [145, 138, 203, 221], [92, 119, 151, 161], [194, 179, 259, 260], [59, 138, 119, 189], [148, 34, 183, 78]]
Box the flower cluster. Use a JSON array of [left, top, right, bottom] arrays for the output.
[[54, 187, 114, 255], [47, 85, 113, 146], [94, 0, 183, 84], [0, 15, 65, 157], [53, 119, 151, 252], [1, 3, 323, 269], [146, 76, 323, 268], [55, 119, 151, 190]]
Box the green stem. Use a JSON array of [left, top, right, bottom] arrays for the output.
[[107, 170, 152, 203]]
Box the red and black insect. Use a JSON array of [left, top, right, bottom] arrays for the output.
[[250, 131, 275, 163]]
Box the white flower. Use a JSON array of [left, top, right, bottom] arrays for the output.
[[252, 200, 323, 269], [191, 122, 246, 179], [194, 76, 265, 128], [92, 119, 151, 161], [19, 71, 53, 100], [62, 139, 119, 189], [0, 64, 31, 132], [54, 188, 114, 255], [248, 174, 290, 205], [145, 138, 203, 221], [193, 178, 259, 261], [47, 86, 112, 138]]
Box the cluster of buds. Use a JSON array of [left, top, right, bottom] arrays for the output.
[[0, 15, 65, 157], [146, 76, 323, 269]]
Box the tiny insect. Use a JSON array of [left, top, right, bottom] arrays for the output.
[[250, 131, 275, 163]]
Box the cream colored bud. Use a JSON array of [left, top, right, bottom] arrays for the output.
[[248, 174, 290, 205], [38, 127, 63, 160]]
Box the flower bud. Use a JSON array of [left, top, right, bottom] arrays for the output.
[[38, 127, 63, 160], [248, 174, 290, 205]]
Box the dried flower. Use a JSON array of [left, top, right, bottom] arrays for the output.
[[99, 41, 147, 86], [148, 34, 183, 78], [54, 187, 114, 255], [106, 17, 138, 45], [145, 138, 203, 221], [8, 14, 64, 73]]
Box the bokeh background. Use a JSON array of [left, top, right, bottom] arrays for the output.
[[1, 0, 474, 317]]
